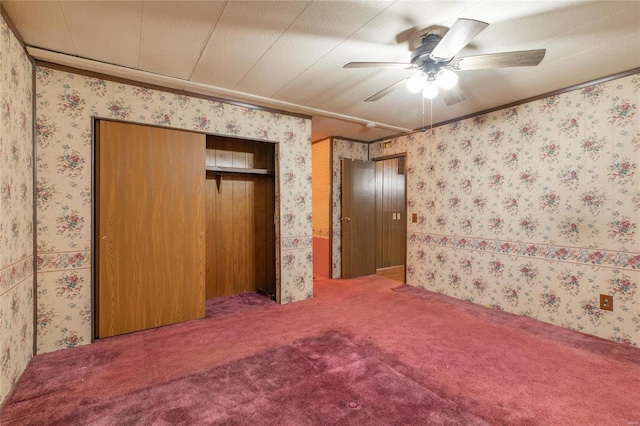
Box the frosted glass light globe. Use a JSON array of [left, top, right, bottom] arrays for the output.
[[437, 69, 458, 90], [423, 82, 439, 99], [406, 72, 426, 93]]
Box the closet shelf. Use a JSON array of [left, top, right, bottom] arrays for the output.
[[205, 166, 274, 176]]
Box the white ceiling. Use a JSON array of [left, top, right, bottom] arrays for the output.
[[3, 1, 640, 142]]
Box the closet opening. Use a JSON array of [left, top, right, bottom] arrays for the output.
[[204, 135, 277, 301], [93, 120, 278, 339]]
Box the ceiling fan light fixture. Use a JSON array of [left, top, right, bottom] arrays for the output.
[[436, 69, 458, 90], [423, 81, 439, 99], [406, 72, 426, 93], [345, 18, 546, 105]]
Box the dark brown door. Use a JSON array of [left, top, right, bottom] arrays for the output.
[[341, 159, 376, 278], [96, 120, 206, 338]]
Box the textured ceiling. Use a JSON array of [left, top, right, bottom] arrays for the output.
[[3, 1, 640, 142]]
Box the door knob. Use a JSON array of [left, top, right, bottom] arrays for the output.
[[343, 217, 351, 222], [101, 236, 107, 240]]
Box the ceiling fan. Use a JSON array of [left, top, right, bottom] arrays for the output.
[[344, 18, 546, 105]]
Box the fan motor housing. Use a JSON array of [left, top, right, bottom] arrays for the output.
[[411, 34, 451, 71]]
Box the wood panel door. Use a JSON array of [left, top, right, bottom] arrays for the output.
[[96, 120, 206, 338], [375, 157, 406, 269], [341, 159, 376, 279]]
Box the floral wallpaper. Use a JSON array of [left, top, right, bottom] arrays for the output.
[[370, 73, 640, 346], [0, 14, 34, 405], [35, 66, 312, 354], [331, 137, 369, 278]]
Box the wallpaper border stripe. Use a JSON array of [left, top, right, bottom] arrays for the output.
[[0, 256, 34, 296], [36, 251, 92, 272], [281, 236, 313, 250], [409, 233, 640, 271]]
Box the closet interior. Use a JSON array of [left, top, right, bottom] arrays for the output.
[[205, 135, 276, 299]]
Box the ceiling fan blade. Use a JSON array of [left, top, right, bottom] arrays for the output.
[[450, 49, 546, 70], [441, 86, 466, 106], [365, 79, 408, 102], [344, 62, 417, 69], [430, 18, 489, 62]]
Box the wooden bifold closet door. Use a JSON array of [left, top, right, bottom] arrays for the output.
[[96, 120, 206, 338]]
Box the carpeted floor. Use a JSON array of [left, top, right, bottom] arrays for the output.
[[2, 276, 639, 425], [205, 292, 276, 318], [19, 332, 485, 425]]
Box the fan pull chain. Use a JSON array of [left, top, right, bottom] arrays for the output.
[[421, 95, 434, 138], [430, 97, 434, 137], [422, 95, 425, 132]]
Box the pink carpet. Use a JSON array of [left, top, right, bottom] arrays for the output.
[[2, 276, 639, 425], [205, 292, 276, 318]]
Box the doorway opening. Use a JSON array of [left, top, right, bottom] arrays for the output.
[[340, 154, 406, 282], [374, 155, 406, 282], [311, 138, 331, 279]]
